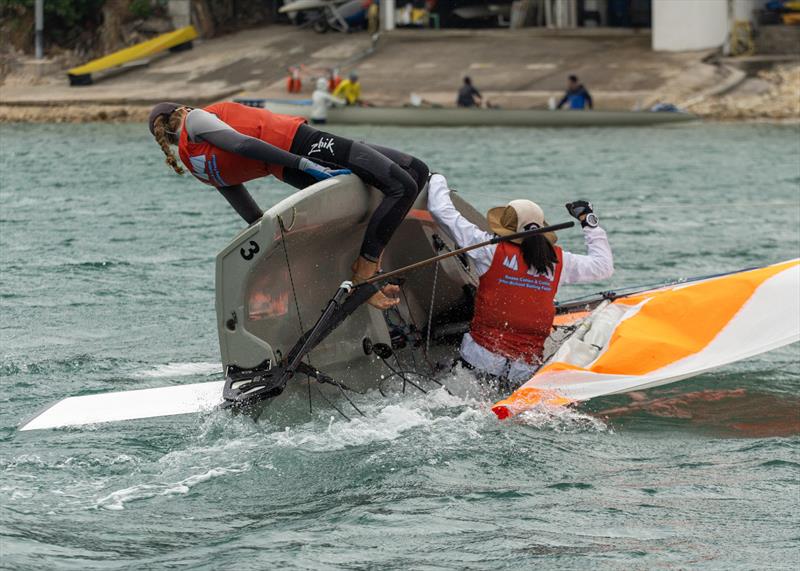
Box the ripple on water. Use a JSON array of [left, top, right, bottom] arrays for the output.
[[0, 123, 798, 569]]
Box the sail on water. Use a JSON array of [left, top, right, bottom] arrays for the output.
[[492, 259, 800, 419]]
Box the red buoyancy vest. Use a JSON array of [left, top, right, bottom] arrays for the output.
[[470, 241, 563, 363], [177, 102, 306, 187]]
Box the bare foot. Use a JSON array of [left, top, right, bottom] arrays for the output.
[[351, 256, 401, 309]]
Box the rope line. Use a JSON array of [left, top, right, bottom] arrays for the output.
[[425, 260, 439, 358], [278, 215, 313, 414]]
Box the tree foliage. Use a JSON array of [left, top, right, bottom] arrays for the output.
[[0, 0, 106, 50]]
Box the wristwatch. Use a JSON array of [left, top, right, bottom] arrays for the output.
[[582, 213, 599, 228]]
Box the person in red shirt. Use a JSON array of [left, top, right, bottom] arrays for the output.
[[148, 101, 429, 309]]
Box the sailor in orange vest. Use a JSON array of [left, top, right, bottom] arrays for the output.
[[427, 174, 614, 385], [148, 101, 429, 309]]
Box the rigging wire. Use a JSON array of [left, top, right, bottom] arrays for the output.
[[278, 215, 315, 416], [425, 260, 439, 358], [398, 282, 438, 374], [374, 350, 449, 397], [314, 385, 350, 421], [278, 214, 366, 421]]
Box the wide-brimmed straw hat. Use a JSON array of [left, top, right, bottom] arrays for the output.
[[487, 200, 557, 245]]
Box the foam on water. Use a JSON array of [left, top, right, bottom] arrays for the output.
[[134, 362, 221, 379], [94, 464, 250, 510], [515, 405, 611, 433]]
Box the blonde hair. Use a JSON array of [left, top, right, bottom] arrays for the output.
[[153, 110, 185, 175]]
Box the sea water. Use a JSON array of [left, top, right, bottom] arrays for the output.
[[1, 122, 798, 569]]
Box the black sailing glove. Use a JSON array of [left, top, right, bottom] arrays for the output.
[[565, 200, 598, 228]]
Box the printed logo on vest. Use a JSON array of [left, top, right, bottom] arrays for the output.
[[308, 136, 335, 156], [502, 255, 519, 271], [189, 154, 227, 186], [189, 155, 209, 181]]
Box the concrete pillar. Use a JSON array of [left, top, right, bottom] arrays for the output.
[[550, 0, 577, 28], [169, 0, 192, 29], [381, 0, 396, 31], [34, 0, 43, 59], [732, 0, 757, 22], [653, 0, 729, 52]]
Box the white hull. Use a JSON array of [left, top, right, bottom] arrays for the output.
[[236, 99, 698, 127]]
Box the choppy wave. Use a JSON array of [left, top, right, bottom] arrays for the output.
[[3, 123, 799, 569]]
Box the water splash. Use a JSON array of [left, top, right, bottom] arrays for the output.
[[515, 405, 611, 433]]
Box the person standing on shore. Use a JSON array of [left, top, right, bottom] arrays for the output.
[[147, 101, 429, 309], [311, 77, 345, 125], [427, 173, 613, 386], [557, 75, 594, 110], [456, 76, 482, 108]]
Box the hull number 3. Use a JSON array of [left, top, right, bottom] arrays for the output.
[[240, 240, 260, 261]]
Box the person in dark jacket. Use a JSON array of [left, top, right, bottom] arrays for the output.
[[456, 76, 482, 108], [556, 75, 593, 110]]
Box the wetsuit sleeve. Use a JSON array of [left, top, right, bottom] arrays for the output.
[[427, 174, 494, 276], [583, 87, 593, 109], [186, 109, 302, 170], [559, 226, 614, 285], [556, 92, 569, 109], [217, 184, 263, 225]]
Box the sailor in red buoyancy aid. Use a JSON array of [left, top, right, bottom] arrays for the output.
[[147, 101, 430, 310], [427, 174, 614, 386]]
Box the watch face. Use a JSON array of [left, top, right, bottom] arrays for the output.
[[585, 213, 599, 227]]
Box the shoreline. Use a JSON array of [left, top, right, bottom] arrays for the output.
[[0, 104, 151, 123], [2, 103, 798, 124], [2, 26, 796, 125]]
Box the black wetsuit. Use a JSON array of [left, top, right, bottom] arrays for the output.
[[188, 112, 428, 262], [283, 124, 429, 261]]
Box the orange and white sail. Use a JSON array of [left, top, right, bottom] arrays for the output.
[[492, 259, 800, 419]]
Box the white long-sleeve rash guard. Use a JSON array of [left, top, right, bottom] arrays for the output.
[[426, 173, 614, 382]]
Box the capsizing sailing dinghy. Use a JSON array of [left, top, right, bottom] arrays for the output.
[[17, 174, 800, 431], [20, 175, 487, 430]]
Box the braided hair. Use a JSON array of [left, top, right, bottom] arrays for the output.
[[152, 110, 185, 175]]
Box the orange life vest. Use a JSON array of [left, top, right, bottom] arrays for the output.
[[177, 102, 305, 187], [287, 73, 302, 93], [470, 241, 563, 363]]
